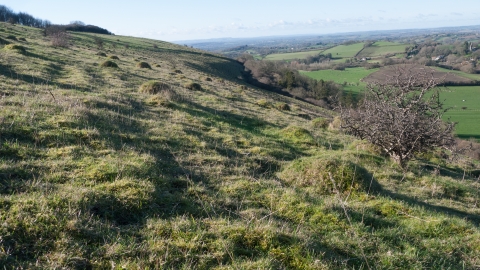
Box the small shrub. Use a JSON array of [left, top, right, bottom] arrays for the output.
[[6, 35, 17, 40], [100, 60, 118, 68], [155, 64, 161, 67], [4, 44, 26, 53], [204, 77, 212, 82], [108, 55, 119, 60], [311, 117, 330, 129], [173, 69, 182, 74], [18, 37, 26, 42], [275, 102, 290, 111], [137, 62, 151, 69], [96, 52, 107, 57], [139, 81, 170, 95], [185, 82, 202, 91]]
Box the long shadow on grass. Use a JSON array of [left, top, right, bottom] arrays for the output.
[[0, 63, 91, 92]]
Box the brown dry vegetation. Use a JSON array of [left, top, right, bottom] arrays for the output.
[[363, 64, 473, 85]]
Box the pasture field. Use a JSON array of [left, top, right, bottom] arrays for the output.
[[440, 86, 480, 140], [322, 42, 365, 58], [300, 67, 378, 93], [357, 41, 407, 58], [303, 67, 480, 139], [435, 66, 480, 81], [264, 49, 324, 60]]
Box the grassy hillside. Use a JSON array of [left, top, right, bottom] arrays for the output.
[[1, 23, 480, 269]]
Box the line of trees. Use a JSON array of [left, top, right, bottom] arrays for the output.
[[0, 5, 51, 28], [0, 5, 112, 35]]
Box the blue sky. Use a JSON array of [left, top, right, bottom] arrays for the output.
[[3, 0, 480, 41]]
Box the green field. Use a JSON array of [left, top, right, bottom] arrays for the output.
[[300, 67, 378, 93], [435, 67, 480, 81], [302, 68, 480, 139], [321, 42, 365, 58], [357, 41, 407, 58], [440, 86, 480, 140], [265, 49, 324, 60]]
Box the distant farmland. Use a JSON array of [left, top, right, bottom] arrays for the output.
[[440, 86, 480, 140], [357, 41, 407, 58], [265, 49, 324, 61], [300, 67, 378, 93], [322, 43, 364, 58]]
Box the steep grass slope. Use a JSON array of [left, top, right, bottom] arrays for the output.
[[1, 23, 480, 269]]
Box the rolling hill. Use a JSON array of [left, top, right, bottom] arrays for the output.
[[1, 22, 479, 269]]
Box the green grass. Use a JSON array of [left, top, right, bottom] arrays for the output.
[[357, 41, 407, 58], [440, 86, 480, 140], [0, 22, 479, 269], [435, 66, 480, 81], [322, 43, 365, 58], [265, 49, 324, 61], [300, 67, 378, 93]]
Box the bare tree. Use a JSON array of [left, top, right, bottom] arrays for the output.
[[340, 65, 455, 168], [45, 25, 70, 48]]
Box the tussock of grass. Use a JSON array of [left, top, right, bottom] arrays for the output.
[[312, 117, 330, 129], [137, 61, 151, 69], [107, 55, 119, 60], [139, 81, 170, 94], [6, 35, 17, 40], [96, 52, 107, 57], [278, 153, 374, 194], [275, 102, 290, 111], [184, 82, 202, 90], [100, 60, 118, 68], [256, 99, 272, 108], [280, 126, 315, 144], [4, 44, 25, 53]]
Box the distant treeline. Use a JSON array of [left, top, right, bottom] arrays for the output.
[[47, 23, 113, 35], [0, 5, 51, 28], [0, 5, 113, 35]]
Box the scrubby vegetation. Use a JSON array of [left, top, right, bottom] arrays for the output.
[[0, 22, 479, 269]]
